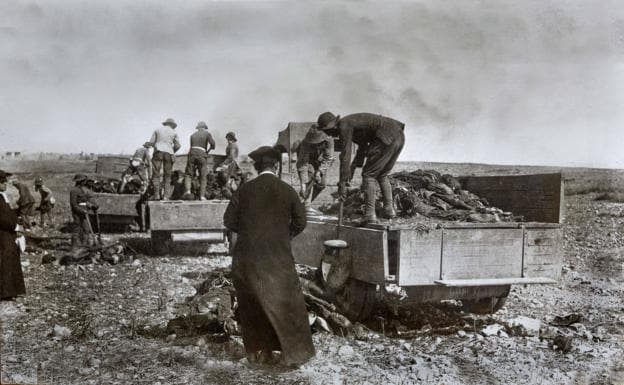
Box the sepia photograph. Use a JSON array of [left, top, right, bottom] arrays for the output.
[[1, 0, 623, 384]]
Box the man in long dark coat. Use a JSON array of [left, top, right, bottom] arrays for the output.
[[316, 111, 405, 224], [0, 170, 26, 300], [223, 145, 315, 368]]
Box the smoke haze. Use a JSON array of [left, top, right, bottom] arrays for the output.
[[1, 0, 623, 167]]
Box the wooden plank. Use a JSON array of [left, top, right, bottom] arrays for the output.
[[95, 155, 129, 176], [291, 221, 387, 284], [397, 229, 442, 286], [148, 200, 229, 231], [523, 228, 563, 281], [434, 277, 557, 287], [291, 222, 337, 267], [342, 226, 387, 283], [459, 173, 563, 223], [92, 193, 140, 216], [441, 228, 524, 280], [171, 231, 225, 242]]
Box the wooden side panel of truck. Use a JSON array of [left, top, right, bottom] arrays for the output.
[[290, 173, 564, 304]]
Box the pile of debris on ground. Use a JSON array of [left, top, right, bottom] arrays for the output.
[[163, 266, 375, 342], [320, 169, 522, 223], [35, 241, 136, 266]]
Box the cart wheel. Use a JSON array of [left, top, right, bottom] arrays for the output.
[[461, 286, 510, 314], [335, 278, 378, 321]]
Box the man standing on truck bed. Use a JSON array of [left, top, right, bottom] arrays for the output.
[[118, 142, 152, 194], [184, 121, 215, 200], [149, 118, 181, 200], [223, 145, 314, 368], [316, 111, 405, 225]]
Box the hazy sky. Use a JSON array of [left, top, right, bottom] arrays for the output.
[[1, 0, 624, 168]]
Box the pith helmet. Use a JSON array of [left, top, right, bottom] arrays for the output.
[[162, 118, 177, 128], [226, 131, 237, 141], [317, 111, 340, 130], [73, 174, 88, 183], [0, 169, 12, 182], [303, 127, 330, 144]]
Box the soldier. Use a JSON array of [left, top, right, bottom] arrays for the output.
[[217, 132, 241, 187], [118, 142, 152, 194], [316, 112, 405, 225], [117, 142, 151, 194], [11, 179, 36, 228], [34, 177, 55, 228], [184, 121, 215, 200], [295, 126, 334, 216], [69, 174, 99, 248], [149, 118, 181, 200]]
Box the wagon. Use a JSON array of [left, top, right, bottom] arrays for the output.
[[290, 172, 564, 319]]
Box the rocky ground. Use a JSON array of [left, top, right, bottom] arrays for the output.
[[1, 168, 624, 384]]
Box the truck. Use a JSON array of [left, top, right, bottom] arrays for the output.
[[275, 122, 565, 319], [91, 153, 241, 232]]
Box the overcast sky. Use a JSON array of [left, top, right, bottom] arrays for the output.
[[1, 0, 624, 168]]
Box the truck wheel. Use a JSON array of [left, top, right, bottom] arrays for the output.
[[461, 287, 510, 314], [335, 278, 378, 321]]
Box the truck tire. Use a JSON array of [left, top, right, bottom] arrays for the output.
[[461, 286, 510, 314], [335, 278, 378, 321]]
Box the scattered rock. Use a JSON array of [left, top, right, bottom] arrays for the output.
[[53, 325, 71, 339], [506, 316, 541, 336], [338, 345, 355, 357], [481, 324, 505, 337]]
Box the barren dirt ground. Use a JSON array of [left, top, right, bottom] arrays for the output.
[[1, 162, 624, 385]]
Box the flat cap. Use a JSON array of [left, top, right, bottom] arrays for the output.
[[248, 145, 281, 163]]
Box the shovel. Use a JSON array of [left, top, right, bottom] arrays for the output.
[[93, 208, 103, 245], [336, 198, 344, 239]]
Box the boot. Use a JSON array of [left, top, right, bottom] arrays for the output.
[[151, 178, 161, 200], [183, 175, 193, 197], [362, 177, 378, 224], [162, 175, 172, 201], [379, 176, 396, 219]]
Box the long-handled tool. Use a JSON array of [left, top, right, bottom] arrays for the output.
[[94, 208, 103, 245], [336, 198, 344, 239]]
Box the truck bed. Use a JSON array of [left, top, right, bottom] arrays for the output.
[[291, 172, 564, 288], [291, 221, 562, 287]]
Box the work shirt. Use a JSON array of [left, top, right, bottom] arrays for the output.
[[150, 126, 181, 154], [335, 113, 405, 183], [189, 129, 216, 155], [13, 182, 35, 206], [69, 186, 97, 215], [295, 138, 334, 172], [132, 147, 152, 165]]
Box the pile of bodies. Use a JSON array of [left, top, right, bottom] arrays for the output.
[[84, 172, 243, 199], [321, 169, 522, 223]]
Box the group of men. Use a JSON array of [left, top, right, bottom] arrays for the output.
[[292, 111, 405, 224], [2, 110, 406, 371], [223, 110, 405, 368], [119, 118, 240, 201]]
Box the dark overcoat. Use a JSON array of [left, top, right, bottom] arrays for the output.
[[223, 173, 314, 366], [0, 194, 25, 299]]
